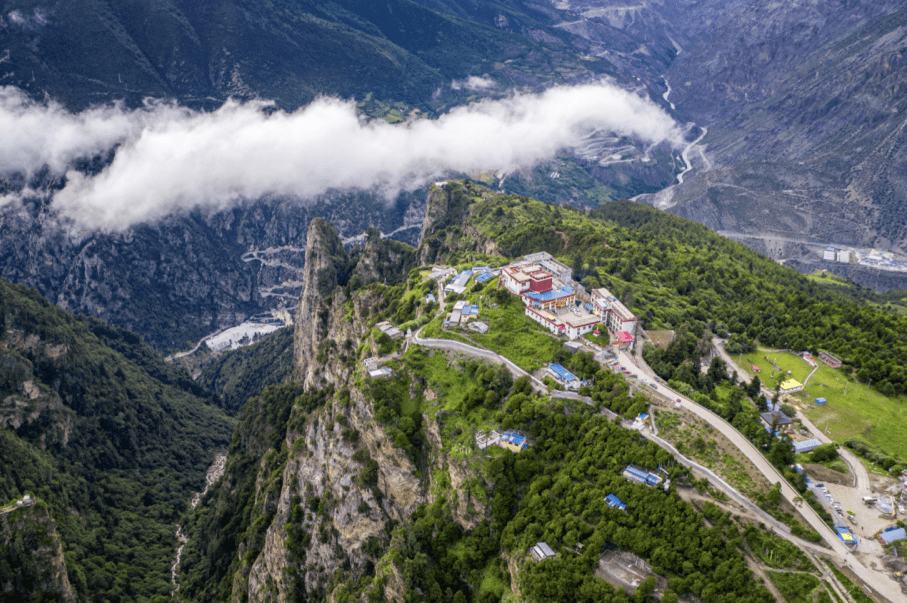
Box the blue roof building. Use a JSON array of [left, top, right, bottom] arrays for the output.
[[548, 363, 580, 386], [523, 286, 575, 308], [794, 439, 822, 454], [475, 272, 496, 284], [815, 397, 827, 405], [605, 494, 626, 510], [500, 432, 528, 452], [623, 466, 663, 487], [880, 527, 906, 545]]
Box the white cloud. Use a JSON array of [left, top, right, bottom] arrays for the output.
[[0, 83, 681, 231]]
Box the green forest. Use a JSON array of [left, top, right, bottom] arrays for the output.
[[432, 181, 907, 396], [0, 280, 233, 603]]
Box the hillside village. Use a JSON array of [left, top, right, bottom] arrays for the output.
[[359, 245, 907, 601]]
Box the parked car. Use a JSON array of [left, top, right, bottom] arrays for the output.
[[899, 505, 906, 515]]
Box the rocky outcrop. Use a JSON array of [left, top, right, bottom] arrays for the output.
[[0, 502, 75, 602], [293, 219, 355, 390], [0, 331, 73, 450], [417, 182, 499, 265], [245, 387, 423, 602]]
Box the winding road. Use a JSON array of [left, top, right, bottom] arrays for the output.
[[409, 327, 899, 601]]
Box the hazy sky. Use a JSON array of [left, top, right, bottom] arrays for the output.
[[0, 83, 680, 231]]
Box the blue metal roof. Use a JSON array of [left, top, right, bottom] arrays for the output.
[[881, 527, 906, 544], [583, 302, 595, 312], [625, 466, 649, 479], [523, 287, 575, 303], [605, 494, 626, 510], [502, 432, 527, 447], [815, 397, 827, 404], [549, 363, 579, 382], [794, 438, 822, 453], [475, 272, 496, 283]]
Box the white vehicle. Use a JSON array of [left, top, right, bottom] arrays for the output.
[[862, 496, 877, 504], [900, 505, 906, 515]]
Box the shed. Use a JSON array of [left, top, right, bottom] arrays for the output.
[[815, 397, 827, 405], [563, 341, 583, 354], [793, 439, 822, 454], [467, 321, 489, 334], [879, 527, 906, 545], [530, 542, 556, 562], [605, 494, 626, 511]]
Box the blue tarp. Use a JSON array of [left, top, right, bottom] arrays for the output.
[[835, 526, 857, 544], [501, 432, 527, 449], [815, 397, 827, 405]]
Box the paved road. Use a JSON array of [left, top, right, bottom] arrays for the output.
[[616, 350, 900, 603], [712, 337, 755, 385], [412, 332, 899, 601], [715, 342, 872, 493]]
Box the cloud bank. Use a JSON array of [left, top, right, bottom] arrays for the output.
[[0, 83, 680, 231]]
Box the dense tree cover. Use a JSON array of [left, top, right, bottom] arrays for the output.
[[0, 501, 71, 603], [197, 327, 295, 414], [179, 384, 331, 603], [443, 181, 907, 395], [590, 201, 907, 395], [386, 391, 774, 603], [0, 280, 233, 603]]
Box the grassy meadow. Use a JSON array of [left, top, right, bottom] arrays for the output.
[[737, 352, 907, 461]]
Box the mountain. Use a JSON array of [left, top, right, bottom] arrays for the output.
[[175, 193, 773, 602], [3, 0, 907, 356], [0, 0, 613, 111], [650, 0, 907, 277], [196, 326, 295, 415], [173, 180, 907, 602], [0, 279, 233, 602]]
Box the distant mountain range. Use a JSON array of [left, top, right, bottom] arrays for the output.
[[654, 1, 907, 260], [0, 0, 613, 110], [1, 0, 906, 352]]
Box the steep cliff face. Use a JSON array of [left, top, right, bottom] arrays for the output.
[[417, 182, 500, 266], [0, 502, 74, 602], [0, 333, 72, 450], [211, 201, 498, 602], [245, 386, 423, 602], [1, 193, 420, 353], [292, 218, 350, 391]]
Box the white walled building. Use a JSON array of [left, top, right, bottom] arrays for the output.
[[591, 288, 637, 339]]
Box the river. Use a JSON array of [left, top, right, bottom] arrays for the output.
[[171, 452, 227, 599]]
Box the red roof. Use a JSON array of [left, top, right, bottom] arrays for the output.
[[617, 331, 633, 343], [752, 365, 760, 371]]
